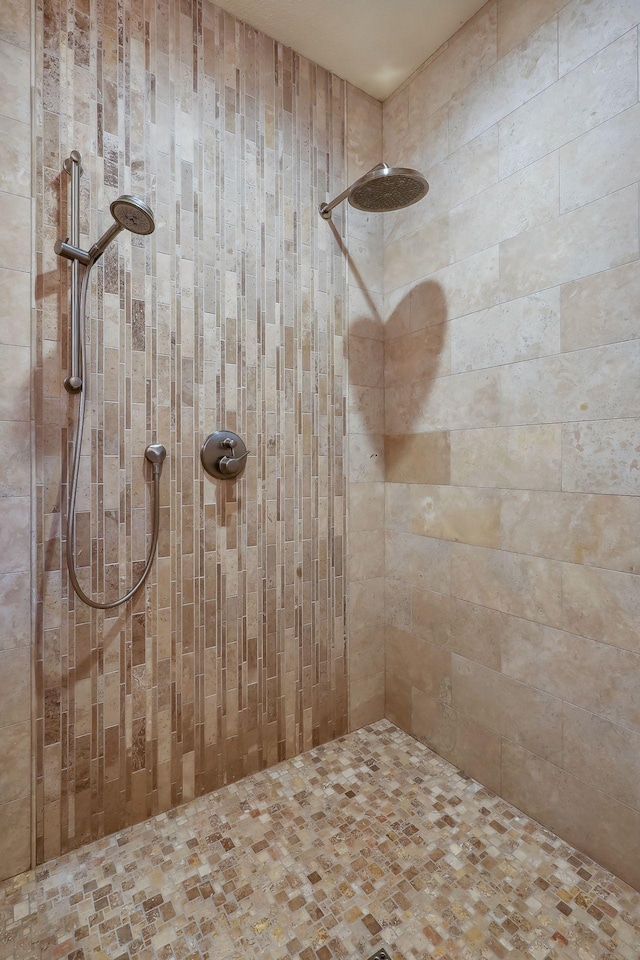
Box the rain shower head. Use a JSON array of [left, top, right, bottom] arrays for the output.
[[89, 194, 156, 261], [319, 162, 428, 220]]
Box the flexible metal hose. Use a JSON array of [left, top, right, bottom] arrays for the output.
[[66, 260, 162, 609]]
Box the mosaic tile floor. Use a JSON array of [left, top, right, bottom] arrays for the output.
[[2, 721, 640, 960]]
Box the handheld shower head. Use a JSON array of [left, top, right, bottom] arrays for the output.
[[110, 196, 155, 235], [89, 195, 155, 261]]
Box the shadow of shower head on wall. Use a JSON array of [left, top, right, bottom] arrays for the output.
[[319, 162, 428, 220]]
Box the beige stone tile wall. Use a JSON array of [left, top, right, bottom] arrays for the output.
[[345, 85, 385, 731], [32, 0, 353, 866], [0, 0, 33, 881], [382, 0, 640, 890]]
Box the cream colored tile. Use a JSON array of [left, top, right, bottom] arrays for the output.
[[501, 617, 640, 726], [563, 702, 640, 810], [0, 647, 30, 725], [348, 530, 384, 581], [559, 0, 640, 75], [348, 335, 383, 387], [451, 288, 561, 373], [346, 84, 382, 183], [412, 691, 502, 794], [349, 578, 385, 630], [349, 672, 384, 730], [0, 0, 31, 48], [348, 385, 384, 435], [412, 368, 501, 433], [0, 193, 30, 272], [450, 424, 561, 490], [403, 247, 500, 325], [562, 418, 640, 495], [0, 420, 30, 496], [385, 669, 412, 732], [497, 0, 569, 57], [0, 573, 31, 651], [560, 104, 640, 213], [411, 588, 502, 670], [384, 215, 450, 292], [349, 482, 384, 532], [385, 432, 450, 485], [451, 153, 559, 264], [386, 626, 452, 702], [502, 739, 640, 891], [561, 261, 640, 351], [347, 284, 384, 341], [500, 339, 640, 425], [0, 796, 30, 880], [384, 283, 412, 340], [501, 489, 640, 574], [383, 87, 409, 156], [345, 234, 384, 294], [0, 116, 30, 198], [0, 497, 29, 574], [0, 40, 30, 123], [562, 563, 640, 653], [0, 720, 30, 803], [404, 1, 498, 120], [385, 530, 451, 594], [384, 324, 450, 387], [452, 655, 562, 762], [499, 30, 638, 177], [451, 542, 562, 625], [385, 126, 498, 246], [385, 484, 412, 533], [348, 434, 384, 482], [409, 277, 453, 331], [385, 578, 412, 631], [499, 185, 639, 300], [0, 268, 31, 347], [449, 19, 558, 152], [411, 484, 501, 548], [383, 382, 415, 435], [349, 624, 385, 682]]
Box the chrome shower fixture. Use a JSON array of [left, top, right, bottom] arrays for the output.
[[56, 150, 164, 609], [319, 162, 429, 220]]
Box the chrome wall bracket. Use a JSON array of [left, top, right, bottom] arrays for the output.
[[201, 430, 250, 480]]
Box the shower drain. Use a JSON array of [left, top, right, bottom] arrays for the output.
[[366, 950, 391, 960]]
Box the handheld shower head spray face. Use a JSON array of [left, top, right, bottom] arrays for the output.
[[110, 196, 155, 235], [89, 195, 156, 261]]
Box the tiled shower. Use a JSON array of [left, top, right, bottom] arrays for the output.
[[1, 0, 640, 955]]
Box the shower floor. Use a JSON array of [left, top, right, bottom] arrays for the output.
[[1, 722, 639, 960]]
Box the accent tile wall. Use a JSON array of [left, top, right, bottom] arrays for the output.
[[0, 0, 33, 881], [382, 0, 640, 890], [33, 0, 352, 864]]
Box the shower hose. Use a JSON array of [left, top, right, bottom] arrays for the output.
[[66, 259, 161, 609]]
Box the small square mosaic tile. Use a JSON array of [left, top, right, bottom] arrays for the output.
[[2, 721, 640, 960]]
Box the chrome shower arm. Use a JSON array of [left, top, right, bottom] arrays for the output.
[[319, 163, 388, 220]]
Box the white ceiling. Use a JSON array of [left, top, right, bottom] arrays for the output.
[[214, 0, 488, 100]]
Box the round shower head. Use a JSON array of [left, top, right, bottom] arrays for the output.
[[348, 165, 429, 213], [110, 195, 155, 235]]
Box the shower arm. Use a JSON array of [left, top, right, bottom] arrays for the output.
[[319, 162, 388, 220]]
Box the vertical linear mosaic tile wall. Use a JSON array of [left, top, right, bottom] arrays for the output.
[[34, 0, 348, 862]]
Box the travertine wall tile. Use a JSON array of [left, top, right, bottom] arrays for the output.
[[448, 19, 558, 152], [558, 0, 640, 75], [562, 702, 640, 810], [34, 0, 353, 863], [498, 30, 638, 177], [410, 484, 501, 548], [497, 0, 569, 58], [560, 260, 640, 350], [562, 419, 640, 495], [450, 424, 562, 489]]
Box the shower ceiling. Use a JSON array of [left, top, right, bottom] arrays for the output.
[[213, 0, 488, 100]]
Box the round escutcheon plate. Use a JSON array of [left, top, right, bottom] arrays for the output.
[[200, 430, 249, 480]]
